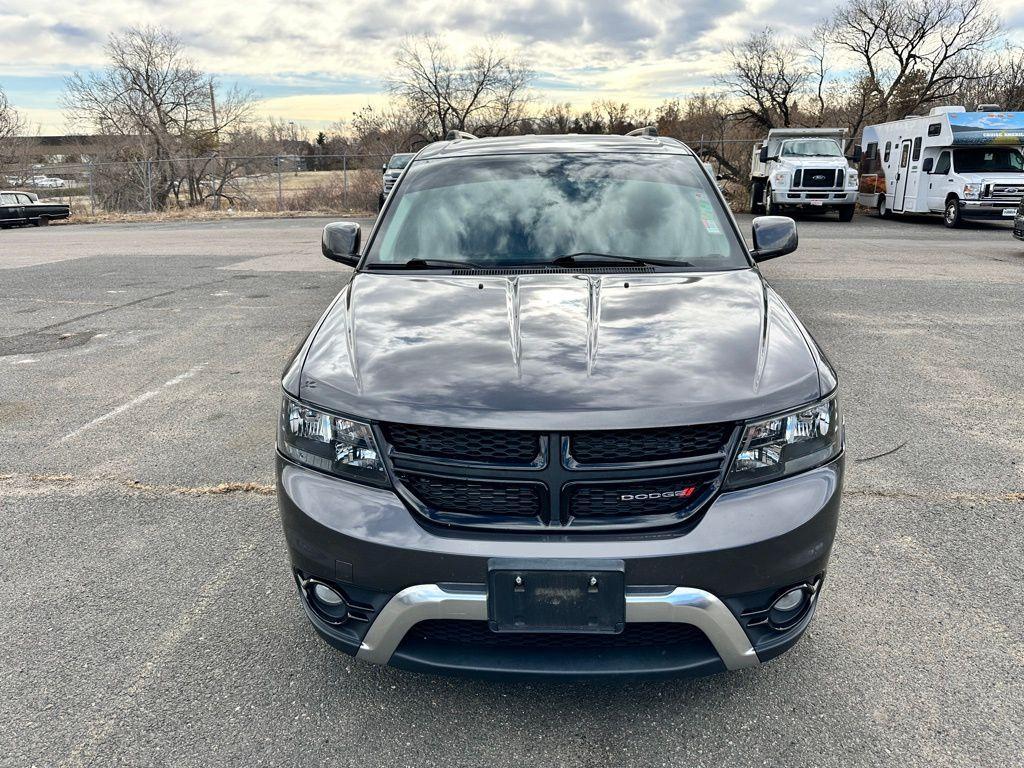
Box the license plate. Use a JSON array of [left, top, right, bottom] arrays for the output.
[[1003, 208, 1016, 217], [487, 558, 625, 634], [810, 200, 823, 206]]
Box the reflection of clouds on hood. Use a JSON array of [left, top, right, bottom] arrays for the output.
[[300, 271, 821, 429]]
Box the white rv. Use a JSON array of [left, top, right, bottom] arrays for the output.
[[858, 106, 1024, 227], [750, 128, 860, 222]]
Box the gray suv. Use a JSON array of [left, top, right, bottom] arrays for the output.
[[278, 131, 844, 679]]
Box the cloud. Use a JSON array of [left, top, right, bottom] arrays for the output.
[[2, 0, 1023, 134]]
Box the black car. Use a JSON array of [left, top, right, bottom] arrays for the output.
[[278, 130, 844, 679], [0, 190, 71, 228], [1015, 198, 1024, 240]]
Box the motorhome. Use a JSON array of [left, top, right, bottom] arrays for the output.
[[858, 106, 1024, 227], [749, 128, 860, 222]]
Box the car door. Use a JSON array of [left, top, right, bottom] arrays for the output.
[[17, 193, 36, 222], [893, 140, 912, 212]]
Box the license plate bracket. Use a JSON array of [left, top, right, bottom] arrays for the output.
[[1002, 207, 1016, 217], [487, 558, 625, 634]]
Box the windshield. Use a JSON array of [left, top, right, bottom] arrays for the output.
[[388, 153, 415, 170], [365, 153, 746, 270], [781, 139, 843, 157], [953, 148, 1024, 173]]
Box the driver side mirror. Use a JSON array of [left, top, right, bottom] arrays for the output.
[[922, 157, 934, 173], [751, 216, 798, 263], [322, 222, 361, 267], [758, 146, 769, 164], [851, 146, 863, 163], [381, 163, 388, 173]]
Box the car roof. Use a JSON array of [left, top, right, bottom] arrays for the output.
[[415, 133, 694, 160]]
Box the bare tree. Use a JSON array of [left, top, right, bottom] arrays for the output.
[[829, 0, 1001, 129], [62, 26, 255, 209], [720, 28, 809, 129], [0, 84, 26, 166], [389, 36, 533, 137]]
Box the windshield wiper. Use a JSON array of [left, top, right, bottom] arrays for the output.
[[551, 252, 693, 268], [368, 258, 485, 270]]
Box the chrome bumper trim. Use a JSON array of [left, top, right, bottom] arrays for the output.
[[356, 584, 759, 670]]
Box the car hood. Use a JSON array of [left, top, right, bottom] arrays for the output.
[[295, 269, 824, 430], [777, 157, 850, 169]]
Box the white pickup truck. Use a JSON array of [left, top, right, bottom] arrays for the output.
[[749, 128, 860, 222]]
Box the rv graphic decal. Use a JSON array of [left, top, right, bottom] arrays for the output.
[[948, 112, 1024, 146]]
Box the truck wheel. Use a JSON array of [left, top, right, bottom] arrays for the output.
[[838, 205, 855, 222], [749, 181, 765, 214], [943, 197, 962, 228], [877, 196, 891, 219], [764, 185, 780, 216]]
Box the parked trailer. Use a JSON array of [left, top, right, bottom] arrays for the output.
[[858, 106, 1024, 227]]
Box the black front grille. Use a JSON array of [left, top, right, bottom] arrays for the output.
[[567, 478, 706, 520], [801, 169, 837, 188], [383, 423, 540, 464], [569, 424, 731, 464], [397, 472, 543, 518], [408, 620, 706, 649]]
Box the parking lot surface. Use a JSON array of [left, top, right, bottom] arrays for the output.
[[1, 213, 1022, 767]]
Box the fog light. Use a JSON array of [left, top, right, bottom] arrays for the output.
[[773, 588, 805, 613], [768, 586, 811, 629], [313, 583, 345, 607]]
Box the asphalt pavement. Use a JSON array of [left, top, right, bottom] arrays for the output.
[[1, 211, 1021, 767]]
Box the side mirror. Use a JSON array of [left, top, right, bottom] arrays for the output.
[[922, 157, 934, 173], [851, 146, 863, 163], [758, 146, 769, 164], [751, 216, 798, 263], [322, 222, 361, 266], [381, 163, 388, 173]]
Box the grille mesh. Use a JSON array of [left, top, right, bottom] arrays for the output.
[[383, 423, 540, 464], [407, 620, 705, 649], [568, 479, 703, 519], [569, 424, 731, 464], [397, 473, 542, 518], [801, 169, 838, 188]]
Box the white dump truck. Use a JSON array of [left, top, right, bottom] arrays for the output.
[[749, 128, 860, 221]]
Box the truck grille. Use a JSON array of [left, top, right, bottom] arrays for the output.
[[383, 423, 736, 531], [984, 183, 1024, 202], [798, 169, 839, 188]]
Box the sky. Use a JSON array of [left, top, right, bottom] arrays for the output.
[[2, 0, 1024, 135]]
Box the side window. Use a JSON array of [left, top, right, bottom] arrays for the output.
[[0, 193, 16, 205], [866, 143, 877, 160], [912, 137, 922, 161], [935, 151, 951, 175], [17, 194, 33, 204], [928, 123, 942, 137], [883, 141, 892, 162], [900, 143, 911, 168]]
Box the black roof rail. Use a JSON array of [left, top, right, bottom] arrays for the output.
[[445, 130, 478, 141], [625, 126, 658, 137]]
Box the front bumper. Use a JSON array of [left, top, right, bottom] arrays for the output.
[[960, 200, 1023, 220], [278, 454, 843, 678], [773, 190, 857, 206]]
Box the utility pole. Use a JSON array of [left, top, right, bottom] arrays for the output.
[[210, 80, 222, 210]]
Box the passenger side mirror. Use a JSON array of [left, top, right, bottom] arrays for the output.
[[322, 222, 361, 267], [922, 157, 934, 173], [750, 216, 798, 263], [851, 146, 863, 163], [758, 146, 769, 164], [381, 163, 388, 173]]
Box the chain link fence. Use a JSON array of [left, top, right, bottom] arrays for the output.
[[1, 153, 391, 217]]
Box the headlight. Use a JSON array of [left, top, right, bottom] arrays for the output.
[[963, 184, 980, 200], [278, 394, 389, 486], [772, 171, 789, 186], [846, 171, 859, 188], [725, 395, 843, 489]]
